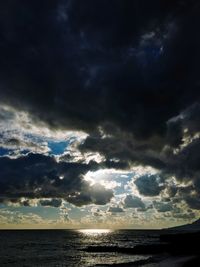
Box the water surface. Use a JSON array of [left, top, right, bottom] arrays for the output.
[[0, 229, 161, 266]]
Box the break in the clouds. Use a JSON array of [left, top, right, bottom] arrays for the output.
[[0, 153, 116, 206], [0, 0, 200, 228]]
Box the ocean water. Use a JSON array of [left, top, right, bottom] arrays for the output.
[[0, 229, 161, 266]]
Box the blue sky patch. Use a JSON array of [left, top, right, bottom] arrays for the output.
[[48, 140, 71, 155]]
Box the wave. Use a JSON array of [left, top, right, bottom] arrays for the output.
[[81, 243, 168, 254], [93, 256, 161, 266]]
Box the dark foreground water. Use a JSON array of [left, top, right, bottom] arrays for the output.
[[0, 229, 163, 267]]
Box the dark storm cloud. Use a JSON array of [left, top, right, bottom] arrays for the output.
[[135, 174, 165, 196], [166, 139, 200, 180], [0, 0, 200, 211], [78, 132, 166, 170], [0, 153, 113, 206], [184, 196, 200, 210], [0, 0, 199, 135], [173, 185, 200, 210], [166, 185, 178, 198], [166, 103, 200, 148]]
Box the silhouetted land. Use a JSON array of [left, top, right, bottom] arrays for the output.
[[160, 231, 200, 267]]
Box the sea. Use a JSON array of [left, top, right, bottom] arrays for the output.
[[0, 229, 163, 267]]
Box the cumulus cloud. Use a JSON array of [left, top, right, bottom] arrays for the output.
[[135, 174, 165, 196], [0, 209, 53, 225], [0, 153, 114, 206], [123, 195, 145, 209], [67, 183, 113, 206], [39, 198, 63, 208], [153, 201, 173, 212], [107, 206, 124, 213]]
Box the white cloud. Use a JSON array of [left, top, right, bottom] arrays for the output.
[[0, 104, 87, 157]]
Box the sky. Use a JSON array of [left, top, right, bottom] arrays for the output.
[[0, 0, 200, 229]]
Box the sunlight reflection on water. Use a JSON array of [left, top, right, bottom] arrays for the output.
[[77, 229, 113, 236]]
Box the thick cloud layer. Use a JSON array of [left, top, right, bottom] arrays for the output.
[[0, 1, 200, 213], [0, 153, 113, 206], [0, 0, 199, 134]]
